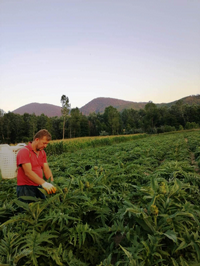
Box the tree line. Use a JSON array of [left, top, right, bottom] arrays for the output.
[[0, 100, 200, 144]]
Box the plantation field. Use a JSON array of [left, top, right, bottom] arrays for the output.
[[50, 133, 146, 143], [0, 131, 200, 265], [45, 133, 148, 155]]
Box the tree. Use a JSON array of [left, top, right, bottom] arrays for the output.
[[51, 116, 63, 140], [88, 112, 97, 136], [104, 106, 121, 135], [0, 109, 5, 117], [87, 112, 106, 136], [143, 102, 160, 132], [121, 108, 141, 133], [170, 100, 186, 128], [60, 95, 70, 139], [80, 115, 89, 137], [37, 114, 48, 131], [29, 114, 37, 140], [69, 108, 81, 138], [0, 112, 24, 144]]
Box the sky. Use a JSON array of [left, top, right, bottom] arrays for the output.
[[0, 0, 200, 113]]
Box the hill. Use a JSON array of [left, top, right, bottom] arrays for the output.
[[80, 95, 200, 115], [158, 95, 200, 108], [79, 97, 148, 115], [13, 103, 62, 117], [12, 98, 148, 117], [11, 95, 200, 117]]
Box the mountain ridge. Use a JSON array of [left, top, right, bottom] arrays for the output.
[[12, 102, 62, 117], [79, 97, 148, 115], [11, 95, 200, 117]]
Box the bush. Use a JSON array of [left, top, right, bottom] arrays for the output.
[[133, 128, 144, 134], [163, 125, 176, 132], [178, 125, 184, 131], [157, 126, 176, 133], [99, 131, 109, 136], [185, 122, 199, 129]]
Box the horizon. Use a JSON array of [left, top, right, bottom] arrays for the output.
[[1, 1, 200, 113], [2, 94, 199, 114]]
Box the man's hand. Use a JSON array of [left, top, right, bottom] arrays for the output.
[[43, 163, 54, 182], [42, 182, 57, 194]]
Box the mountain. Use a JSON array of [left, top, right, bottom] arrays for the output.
[[79, 97, 148, 115], [158, 95, 200, 108], [13, 103, 62, 117], [80, 95, 200, 115], [11, 95, 200, 117], [12, 98, 148, 117]]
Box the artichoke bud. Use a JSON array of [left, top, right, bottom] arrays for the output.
[[85, 181, 90, 188], [63, 187, 68, 193], [167, 218, 172, 223], [159, 182, 167, 194], [99, 167, 103, 172], [80, 181, 84, 191], [159, 187, 167, 194], [94, 166, 98, 171], [150, 204, 159, 215]]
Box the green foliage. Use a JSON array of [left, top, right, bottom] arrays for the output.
[[185, 122, 199, 130], [60, 95, 71, 139], [0, 131, 200, 265], [45, 134, 148, 156], [1, 100, 200, 144], [104, 106, 121, 135]]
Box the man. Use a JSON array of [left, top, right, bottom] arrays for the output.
[[17, 129, 56, 201]]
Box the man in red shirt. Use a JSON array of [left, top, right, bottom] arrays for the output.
[[17, 129, 56, 201]]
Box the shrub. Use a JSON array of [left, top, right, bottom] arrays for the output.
[[99, 131, 109, 136], [185, 122, 199, 129]]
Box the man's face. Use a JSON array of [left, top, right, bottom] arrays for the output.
[[35, 136, 49, 151]]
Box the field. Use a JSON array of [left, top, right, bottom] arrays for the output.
[[0, 131, 200, 266]]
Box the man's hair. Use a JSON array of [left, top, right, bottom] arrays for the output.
[[33, 129, 52, 141]]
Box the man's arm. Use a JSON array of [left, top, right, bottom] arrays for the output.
[[22, 163, 45, 185], [22, 163, 56, 194], [43, 163, 54, 182]]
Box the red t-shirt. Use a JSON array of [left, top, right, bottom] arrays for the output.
[[17, 142, 47, 186]]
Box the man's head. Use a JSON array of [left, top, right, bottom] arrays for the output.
[[33, 129, 52, 151], [33, 129, 52, 141]]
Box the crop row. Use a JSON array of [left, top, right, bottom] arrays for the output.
[[0, 131, 200, 265], [45, 133, 148, 156]]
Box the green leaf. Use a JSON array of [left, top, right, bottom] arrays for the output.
[[119, 245, 137, 266], [163, 230, 177, 243], [38, 187, 48, 196], [18, 196, 39, 202], [14, 199, 30, 211], [175, 240, 188, 252], [13, 249, 32, 264], [171, 257, 179, 266], [169, 178, 182, 197], [150, 176, 158, 192]]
